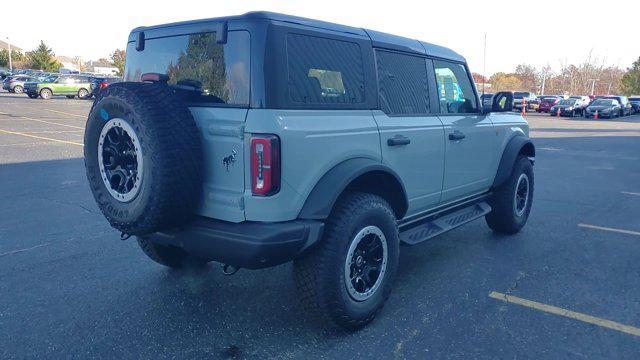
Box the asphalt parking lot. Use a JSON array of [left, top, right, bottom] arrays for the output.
[[1, 92, 640, 359]]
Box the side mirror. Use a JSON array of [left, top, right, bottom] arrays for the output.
[[486, 91, 514, 113]]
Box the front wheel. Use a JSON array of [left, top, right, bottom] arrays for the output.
[[293, 192, 399, 329], [486, 156, 534, 234]]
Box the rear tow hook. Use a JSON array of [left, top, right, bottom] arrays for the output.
[[222, 264, 240, 275]]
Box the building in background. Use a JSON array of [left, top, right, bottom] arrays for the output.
[[0, 40, 23, 53], [92, 67, 118, 75], [56, 56, 79, 72]]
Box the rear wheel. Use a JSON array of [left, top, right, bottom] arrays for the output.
[[293, 192, 399, 329], [137, 237, 208, 269], [13, 85, 23, 94], [40, 88, 52, 100], [78, 88, 89, 99], [486, 156, 534, 234]]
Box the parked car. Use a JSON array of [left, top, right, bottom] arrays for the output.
[[83, 12, 535, 329], [89, 77, 121, 98], [568, 95, 590, 112], [481, 93, 494, 108], [601, 96, 632, 117], [0, 67, 11, 79], [584, 99, 622, 118], [549, 98, 583, 117], [628, 97, 640, 114], [2, 75, 33, 93], [537, 96, 561, 113], [513, 91, 539, 111], [28, 75, 92, 100], [24, 74, 60, 98]]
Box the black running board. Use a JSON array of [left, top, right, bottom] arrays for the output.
[[399, 202, 492, 245]]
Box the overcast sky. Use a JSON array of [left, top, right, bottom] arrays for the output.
[[2, 0, 638, 75]]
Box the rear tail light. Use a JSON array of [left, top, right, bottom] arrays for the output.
[[100, 81, 108, 89], [251, 134, 280, 196]]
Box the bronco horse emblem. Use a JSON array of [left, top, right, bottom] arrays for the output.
[[223, 149, 238, 172]]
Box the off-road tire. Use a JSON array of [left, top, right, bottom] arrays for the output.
[[293, 192, 399, 330], [137, 236, 208, 269], [486, 156, 534, 234], [84, 82, 202, 236]]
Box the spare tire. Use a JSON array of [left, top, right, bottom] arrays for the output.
[[84, 82, 202, 235]]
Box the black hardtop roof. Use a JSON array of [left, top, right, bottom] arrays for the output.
[[130, 11, 465, 63]]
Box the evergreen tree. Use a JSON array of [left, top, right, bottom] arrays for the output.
[[27, 41, 62, 72], [620, 57, 640, 95]]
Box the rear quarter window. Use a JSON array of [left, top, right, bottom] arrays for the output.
[[286, 33, 364, 106], [124, 30, 250, 106]]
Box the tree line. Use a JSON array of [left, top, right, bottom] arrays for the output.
[[474, 54, 640, 96], [0, 41, 126, 76]]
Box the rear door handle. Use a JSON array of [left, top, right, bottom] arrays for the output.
[[448, 131, 466, 141], [387, 135, 411, 147]]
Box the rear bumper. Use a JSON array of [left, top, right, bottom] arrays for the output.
[[143, 217, 324, 269]]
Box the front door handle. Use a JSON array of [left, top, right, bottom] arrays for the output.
[[387, 135, 411, 147], [449, 131, 466, 141]]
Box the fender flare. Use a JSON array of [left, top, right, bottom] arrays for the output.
[[298, 157, 408, 220], [492, 135, 535, 189]]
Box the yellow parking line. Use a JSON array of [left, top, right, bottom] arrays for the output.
[[622, 191, 640, 197], [578, 223, 640, 237], [489, 291, 640, 337], [44, 108, 87, 119], [0, 111, 84, 130], [0, 129, 83, 146]]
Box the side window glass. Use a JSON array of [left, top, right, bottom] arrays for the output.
[[287, 33, 364, 105], [433, 60, 478, 114], [375, 50, 430, 115]]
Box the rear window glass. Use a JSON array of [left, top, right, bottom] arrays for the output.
[[124, 30, 250, 106], [287, 33, 364, 105]]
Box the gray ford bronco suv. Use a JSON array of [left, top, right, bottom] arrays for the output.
[[84, 12, 534, 329]]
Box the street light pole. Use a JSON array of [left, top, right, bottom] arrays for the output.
[[7, 37, 12, 71], [482, 32, 487, 96], [588, 79, 598, 95], [540, 72, 547, 96]]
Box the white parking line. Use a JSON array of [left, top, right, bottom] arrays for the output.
[[489, 291, 640, 337], [44, 108, 87, 119], [578, 223, 640, 237], [0, 111, 84, 130], [0, 129, 83, 146], [0, 243, 50, 257], [621, 191, 640, 197], [0, 141, 50, 147]]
